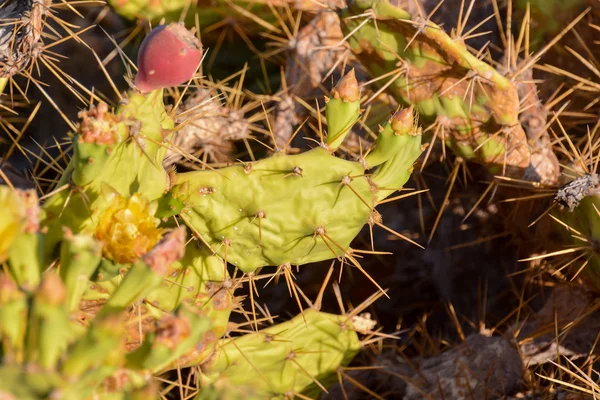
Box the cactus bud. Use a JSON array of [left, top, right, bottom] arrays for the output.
[[331, 68, 359, 103], [77, 102, 123, 145], [15, 189, 40, 234], [325, 69, 361, 150], [390, 106, 415, 135], [0, 274, 21, 304], [142, 226, 186, 276], [135, 23, 202, 92]]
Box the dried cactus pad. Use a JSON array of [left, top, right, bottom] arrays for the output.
[[0, 0, 46, 79], [135, 23, 202, 92]]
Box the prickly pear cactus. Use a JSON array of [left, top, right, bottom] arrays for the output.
[[0, 20, 424, 398], [0, 226, 213, 400], [198, 310, 361, 399], [170, 69, 422, 273], [338, 0, 543, 182]]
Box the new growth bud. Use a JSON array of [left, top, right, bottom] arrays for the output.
[[390, 106, 415, 135], [331, 69, 359, 103], [142, 226, 186, 276]]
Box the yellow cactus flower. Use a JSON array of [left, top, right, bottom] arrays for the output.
[[95, 192, 162, 264], [0, 186, 25, 263]]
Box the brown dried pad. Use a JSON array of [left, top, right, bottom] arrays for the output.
[[164, 88, 250, 168], [0, 0, 47, 78]]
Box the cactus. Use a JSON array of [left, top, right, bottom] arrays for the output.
[[514, 0, 592, 49], [0, 20, 425, 398], [337, 0, 554, 182], [0, 228, 214, 400], [4, 0, 600, 397], [107, 0, 202, 23], [107, 0, 281, 37], [7, 189, 44, 290], [169, 71, 422, 273], [0, 185, 27, 263], [198, 310, 361, 399]]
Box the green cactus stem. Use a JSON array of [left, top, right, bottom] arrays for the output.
[[24, 274, 70, 371], [59, 230, 103, 311], [0, 186, 26, 263], [0, 274, 27, 361], [339, 0, 532, 179], [325, 68, 361, 151]]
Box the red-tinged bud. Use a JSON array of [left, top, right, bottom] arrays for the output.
[[390, 106, 415, 135], [135, 23, 202, 92], [77, 102, 121, 145], [15, 189, 40, 234], [0, 274, 21, 303], [142, 226, 186, 276], [331, 69, 359, 103]]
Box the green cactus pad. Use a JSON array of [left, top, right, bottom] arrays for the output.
[[172, 147, 375, 272], [199, 310, 361, 399]]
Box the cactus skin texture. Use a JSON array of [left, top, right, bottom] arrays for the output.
[[0, 23, 425, 398], [108, 0, 201, 24], [338, 0, 536, 180], [197, 310, 361, 399], [0, 185, 27, 264]]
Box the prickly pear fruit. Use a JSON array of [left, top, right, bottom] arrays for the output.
[[135, 23, 202, 92]]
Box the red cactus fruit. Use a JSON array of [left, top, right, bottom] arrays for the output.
[[135, 23, 202, 92]]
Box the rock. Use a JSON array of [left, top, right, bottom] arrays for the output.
[[327, 334, 523, 399]]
